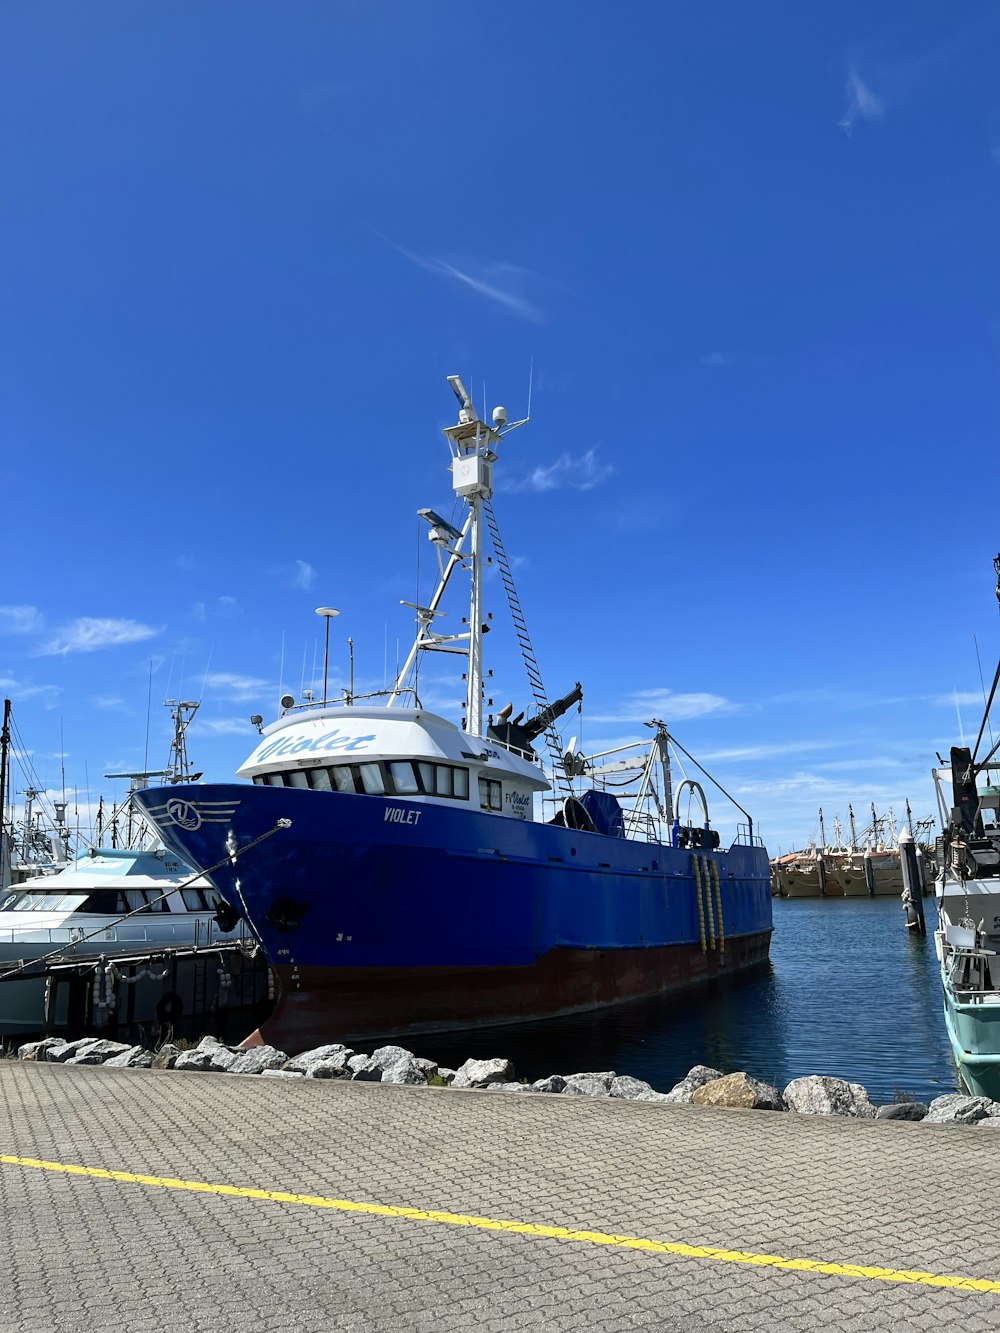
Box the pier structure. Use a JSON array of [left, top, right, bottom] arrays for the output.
[[1, 1063, 998, 1330]]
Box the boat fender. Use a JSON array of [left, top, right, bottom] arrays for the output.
[[156, 991, 184, 1024], [213, 900, 241, 934]]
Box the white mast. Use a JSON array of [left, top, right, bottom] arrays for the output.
[[389, 376, 528, 729], [445, 375, 497, 738]]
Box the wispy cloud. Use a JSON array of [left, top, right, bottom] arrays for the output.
[[838, 65, 884, 135], [294, 560, 317, 591], [193, 597, 242, 623], [38, 618, 161, 656], [503, 447, 614, 494], [201, 672, 270, 703], [0, 605, 43, 635], [588, 689, 736, 725], [926, 690, 986, 708], [381, 234, 545, 323], [0, 674, 60, 706], [91, 695, 128, 711], [698, 739, 840, 764], [199, 717, 255, 736]]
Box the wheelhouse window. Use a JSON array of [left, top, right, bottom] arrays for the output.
[[358, 763, 385, 794], [252, 760, 470, 800], [479, 777, 502, 812], [389, 761, 420, 794]]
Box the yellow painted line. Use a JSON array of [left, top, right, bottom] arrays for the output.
[[2, 1153, 998, 1293]]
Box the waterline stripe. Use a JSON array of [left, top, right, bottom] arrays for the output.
[[2, 1153, 998, 1293]]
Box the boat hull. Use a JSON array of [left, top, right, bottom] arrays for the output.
[[133, 782, 773, 1052], [941, 982, 1000, 1101], [252, 932, 773, 1049]]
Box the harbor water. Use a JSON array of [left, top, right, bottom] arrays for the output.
[[403, 897, 958, 1106]]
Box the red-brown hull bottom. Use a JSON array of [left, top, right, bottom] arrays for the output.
[[243, 931, 773, 1053]]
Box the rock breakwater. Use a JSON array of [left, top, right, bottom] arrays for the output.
[[13, 1034, 991, 1127]]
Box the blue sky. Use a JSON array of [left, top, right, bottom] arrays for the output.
[[3, 1, 1000, 853]]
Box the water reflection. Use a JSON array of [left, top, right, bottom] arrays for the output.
[[399, 898, 958, 1105]]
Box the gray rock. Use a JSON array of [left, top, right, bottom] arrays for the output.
[[260, 1068, 305, 1078], [305, 1053, 354, 1078], [413, 1056, 439, 1080], [63, 1039, 134, 1065], [451, 1057, 515, 1089], [17, 1038, 67, 1062], [46, 1038, 102, 1063], [350, 1057, 385, 1082], [379, 1055, 429, 1085], [369, 1044, 415, 1069], [174, 1043, 240, 1073], [663, 1065, 724, 1104], [692, 1072, 786, 1111], [102, 1046, 154, 1069], [783, 1075, 875, 1118], [151, 1043, 182, 1070], [610, 1075, 670, 1103], [485, 1081, 533, 1093], [531, 1074, 567, 1094], [875, 1102, 928, 1121], [283, 1043, 354, 1075], [924, 1094, 994, 1125], [437, 1067, 456, 1085], [978, 1115, 1000, 1126], [227, 1045, 288, 1075], [562, 1071, 616, 1097]]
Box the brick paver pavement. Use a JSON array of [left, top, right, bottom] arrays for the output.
[[1, 1062, 998, 1331]]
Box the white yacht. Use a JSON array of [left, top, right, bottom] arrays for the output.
[[0, 701, 251, 1040]]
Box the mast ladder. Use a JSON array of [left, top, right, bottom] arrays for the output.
[[482, 499, 569, 787]]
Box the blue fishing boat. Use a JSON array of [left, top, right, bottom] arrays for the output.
[[133, 376, 772, 1051]]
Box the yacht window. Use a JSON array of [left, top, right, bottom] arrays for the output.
[[124, 891, 150, 913], [264, 772, 285, 786], [358, 763, 385, 794], [479, 777, 503, 812], [436, 767, 453, 797], [181, 889, 210, 911], [287, 771, 310, 789], [0, 890, 87, 913], [79, 890, 132, 915], [309, 768, 333, 791], [389, 761, 419, 794], [454, 768, 470, 799], [331, 766, 356, 793], [418, 762, 435, 792]]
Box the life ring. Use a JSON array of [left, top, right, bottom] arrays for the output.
[[156, 991, 184, 1025]]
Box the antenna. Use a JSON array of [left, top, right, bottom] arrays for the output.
[[143, 659, 153, 774], [526, 356, 534, 421], [199, 644, 214, 702]]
